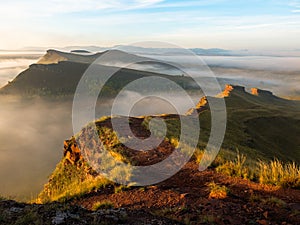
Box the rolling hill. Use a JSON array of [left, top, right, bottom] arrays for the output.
[[0, 49, 203, 97]]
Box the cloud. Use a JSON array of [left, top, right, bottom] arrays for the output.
[[289, 0, 300, 12], [137, 0, 227, 9], [0, 0, 165, 18]]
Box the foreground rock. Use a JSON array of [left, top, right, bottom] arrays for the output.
[[0, 200, 181, 225]]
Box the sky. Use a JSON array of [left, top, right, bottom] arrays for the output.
[[0, 0, 300, 50]]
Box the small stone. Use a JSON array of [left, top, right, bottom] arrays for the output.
[[52, 211, 68, 225], [257, 219, 268, 225], [9, 207, 23, 213]]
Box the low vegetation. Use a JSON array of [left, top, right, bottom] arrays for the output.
[[258, 160, 300, 188], [216, 150, 254, 180], [92, 201, 115, 211], [262, 197, 287, 207], [215, 151, 300, 189], [207, 182, 230, 199]]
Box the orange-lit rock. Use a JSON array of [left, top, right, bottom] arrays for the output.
[[251, 88, 259, 96], [186, 96, 208, 115], [64, 138, 82, 164]]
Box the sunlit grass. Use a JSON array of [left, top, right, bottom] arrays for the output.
[[258, 159, 300, 188], [215, 150, 300, 189], [207, 182, 229, 199], [216, 150, 254, 180], [92, 201, 115, 211]]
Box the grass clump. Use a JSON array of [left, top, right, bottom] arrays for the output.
[[249, 194, 286, 208], [216, 150, 253, 180], [114, 185, 131, 193], [262, 197, 286, 207], [258, 159, 300, 188], [92, 201, 115, 211], [215, 150, 300, 189], [207, 182, 229, 199]]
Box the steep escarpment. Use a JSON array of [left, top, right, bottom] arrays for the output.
[[38, 84, 300, 202], [37, 49, 101, 65], [32, 84, 300, 224], [38, 116, 178, 203]]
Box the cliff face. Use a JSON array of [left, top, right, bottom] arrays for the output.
[[37, 50, 68, 64], [216, 84, 247, 98], [251, 87, 275, 97], [36, 49, 101, 65], [186, 96, 208, 115], [186, 84, 280, 116]]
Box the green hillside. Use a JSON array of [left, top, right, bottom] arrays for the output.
[[0, 60, 200, 98], [37, 85, 300, 203]]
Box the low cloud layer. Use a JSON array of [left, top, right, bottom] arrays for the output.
[[0, 97, 73, 200], [0, 53, 42, 87]]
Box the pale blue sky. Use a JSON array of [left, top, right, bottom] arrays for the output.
[[0, 0, 300, 50]]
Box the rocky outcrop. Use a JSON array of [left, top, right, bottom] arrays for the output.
[[37, 49, 102, 65], [251, 88, 259, 96], [216, 84, 246, 98], [186, 96, 209, 115], [63, 138, 82, 165], [251, 87, 274, 97], [186, 84, 249, 115], [37, 50, 68, 64], [0, 200, 180, 225]]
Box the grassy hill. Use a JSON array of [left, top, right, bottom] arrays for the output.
[[37, 85, 300, 203], [0, 50, 202, 97]]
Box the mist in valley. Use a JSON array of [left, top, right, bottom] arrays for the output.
[[132, 54, 300, 98], [0, 52, 43, 88], [0, 97, 73, 200]]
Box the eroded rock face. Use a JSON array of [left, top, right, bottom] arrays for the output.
[[186, 84, 249, 116], [251, 88, 259, 96], [64, 138, 82, 164], [251, 87, 274, 97], [221, 84, 234, 97], [37, 50, 68, 64], [216, 84, 246, 98], [186, 96, 208, 116]]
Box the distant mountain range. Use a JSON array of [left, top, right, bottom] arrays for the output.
[[13, 45, 300, 57], [16, 45, 244, 56]]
